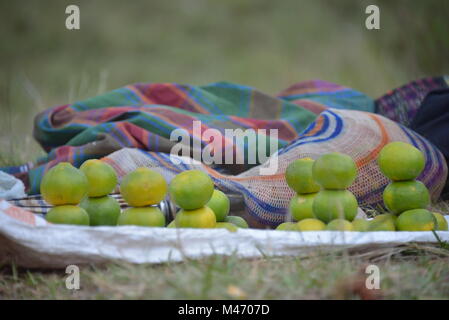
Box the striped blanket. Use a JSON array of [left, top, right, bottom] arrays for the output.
[[2, 77, 448, 227]]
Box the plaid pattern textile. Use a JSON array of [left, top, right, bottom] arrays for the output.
[[1, 80, 374, 195], [375, 76, 449, 126]]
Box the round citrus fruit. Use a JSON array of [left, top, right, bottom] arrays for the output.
[[289, 193, 316, 221], [80, 159, 118, 197], [432, 212, 448, 231], [276, 222, 299, 231], [225, 215, 249, 228], [169, 170, 214, 210], [216, 222, 238, 232], [285, 158, 320, 194], [117, 207, 166, 227], [312, 152, 357, 190], [80, 195, 121, 226], [120, 167, 167, 207], [326, 219, 353, 231], [382, 180, 430, 214], [377, 141, 425, 181], [368, 214, 396, 231], [40, 162, 88, 205], [175, 206, 216, 228], [312, 189, 358, 223], [297, 218, 326, 231], [395, 209, 435, 231], [45, 205, 89, 226], [206, 189, 230, 222], [352, 219, 370, 232]]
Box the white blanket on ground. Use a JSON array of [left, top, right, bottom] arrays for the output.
[[1, 201, 448, 269]]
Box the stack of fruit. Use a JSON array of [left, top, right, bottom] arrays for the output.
[[279, 152, 359, 231], [79, 160, 121, 226], [118, 167, 168, 227], [41, 162, 90, 225], [167, 170, 249, 230], [280, 158, 324, 231], [312, 152, 358, 231], [379, 142, 448, 231]]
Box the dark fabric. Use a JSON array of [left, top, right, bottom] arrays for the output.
[[410, 88, 449, 199]]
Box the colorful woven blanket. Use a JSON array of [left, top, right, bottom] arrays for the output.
[[2, 77, 448, 227]]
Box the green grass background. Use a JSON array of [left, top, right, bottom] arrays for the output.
[[1, 0, 449, 299], [1, 0, 449, 165]]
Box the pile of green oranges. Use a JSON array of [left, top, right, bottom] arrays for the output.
[[40, 160, 248, 231], [281, 142, 448, 232]]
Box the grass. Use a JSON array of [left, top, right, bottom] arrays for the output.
[[1, 248, 449, 299], [1, 0, 449, 299]]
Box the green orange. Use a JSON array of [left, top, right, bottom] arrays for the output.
[[285, 158, 320, 194], [80, 195, 121, 226], [175, 206, 216, 228], [352, 219, 370, 232], [215, 222, 239, 232], [169, 170, 214, 210], [432, 212, 448, 231], [40, 162, 88, 205], [377, 141, 425, 181], [289, 193, 316, 221], [45, 205, 90, 226], [368, 214, 396, 231], [383, 180, 430, 214], [312, 189, 358, 223], [80, 159, 118, 197], [225, 216, 249, 228], [117, 206, 166, 227], [297, 218, 326, 231], [206, 189, 230, 222], [326, 219, 353, 231], [395, 209, 435, 231], [276, 222, 299, 231], [120, 167, 168, 207], [312, 152, 357, 190]]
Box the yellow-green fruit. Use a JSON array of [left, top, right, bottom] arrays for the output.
[[80, 195, 121, 226], [312, 190, 358, 223], [40, 162, 88, 205], [216, 222, 238, 232], [383, 180, 430, 214], [206, 189, 230, 222], [45, 205, 89, 226], [276, 222, 299, 231], [289, 193, 316, 221], [377, 141, 425, 181], [80, 159, 118, 197], [120, 167, 168, 207], [285, 158, 321, 194], [395, 209, 435, 231], [297, 218, 326, 231], [368, 214, 396, 231], [432, 212, 448, 231], [167, 220, 176, 228], [312, 153, 357, 190], [169, 170, 214, 210], [326, 219, 353, 231], [117, 207, 165, 227], [175, 206, 216, 228], [225, 216, 249, 228], [352, 219, 370, 232]]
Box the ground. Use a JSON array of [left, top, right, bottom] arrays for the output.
[[1, 0, 449, 300], [1, 247, 449, 299]]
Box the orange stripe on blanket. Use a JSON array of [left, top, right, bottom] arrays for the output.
[[126, 85, 155, 105], [355, 113, 390, 168]]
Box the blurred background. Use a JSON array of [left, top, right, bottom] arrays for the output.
[[1, 0, 448, 164]]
